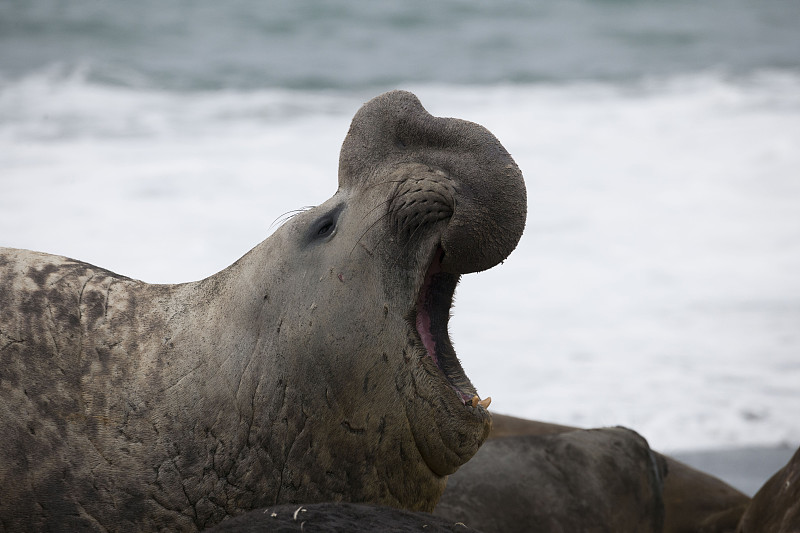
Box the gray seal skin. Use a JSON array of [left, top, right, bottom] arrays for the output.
[[0, 90, 527, 531]]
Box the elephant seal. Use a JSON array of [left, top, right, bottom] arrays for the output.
[[435, 428, 667, 533], [482, 414, 751, 533], [207, 503, 481, 532], [0, 90, 526, 531], [737, 444, 800, 533]]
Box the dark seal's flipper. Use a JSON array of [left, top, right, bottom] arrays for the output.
[[206, 503, 483, 532]]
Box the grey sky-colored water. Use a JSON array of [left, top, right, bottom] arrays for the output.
[[2, 0, 799, 90]]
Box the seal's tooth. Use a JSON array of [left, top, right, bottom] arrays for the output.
[[470, 395, 479, 408], [478, 397, 492, 409]]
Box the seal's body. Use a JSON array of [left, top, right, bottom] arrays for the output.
[[436, 428, 667, 533], [0, 91, 527, 531], [472, 414, 752, 533]]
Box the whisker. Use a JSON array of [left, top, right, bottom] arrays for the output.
[[361, 197, 393, 223], [348, 180, 404, 257], [389, 217, 428, 271], [268, 206, 315, 231], [350, 208, 394, 257]]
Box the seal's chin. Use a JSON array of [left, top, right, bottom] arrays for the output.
[[413, 248, 490, 410]]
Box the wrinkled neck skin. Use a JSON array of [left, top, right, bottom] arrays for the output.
[[218, 185, 459, 510], [180, 182, 490, 514], [132, 191, 454, 522], [192, 196, 452, 512]]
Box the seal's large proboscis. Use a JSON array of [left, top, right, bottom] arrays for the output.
[[0, 91, 526, 531]]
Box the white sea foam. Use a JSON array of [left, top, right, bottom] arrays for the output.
[[2, 70, 799, 451]]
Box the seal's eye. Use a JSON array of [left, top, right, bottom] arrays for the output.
[[306, 204, 343, 243], [310, 213, 338, 241]]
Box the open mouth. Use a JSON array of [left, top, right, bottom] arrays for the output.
[[413, 248, 491, 410]]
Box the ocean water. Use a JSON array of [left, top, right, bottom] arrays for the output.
[[2, 0, 800, 453]]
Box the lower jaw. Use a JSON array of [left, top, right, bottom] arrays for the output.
[[414, 406, 491, 477], [401, 361, 492, 476]]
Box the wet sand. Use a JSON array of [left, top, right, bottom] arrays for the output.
[[671, 445, 797, 496]]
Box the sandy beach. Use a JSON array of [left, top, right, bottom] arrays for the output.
[[673, 444, 796, 496]]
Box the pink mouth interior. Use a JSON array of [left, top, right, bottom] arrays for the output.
[[415, 251, 442, 367], [414, 249, 473, 405]]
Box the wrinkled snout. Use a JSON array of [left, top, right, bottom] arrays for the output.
[[338, 90, 527, 273]]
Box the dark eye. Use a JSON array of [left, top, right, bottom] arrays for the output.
[[306, 204, 343, 243], [311, 215, 337, 241]]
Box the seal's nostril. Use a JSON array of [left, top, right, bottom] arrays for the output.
[[387, 163, 456, 246]]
